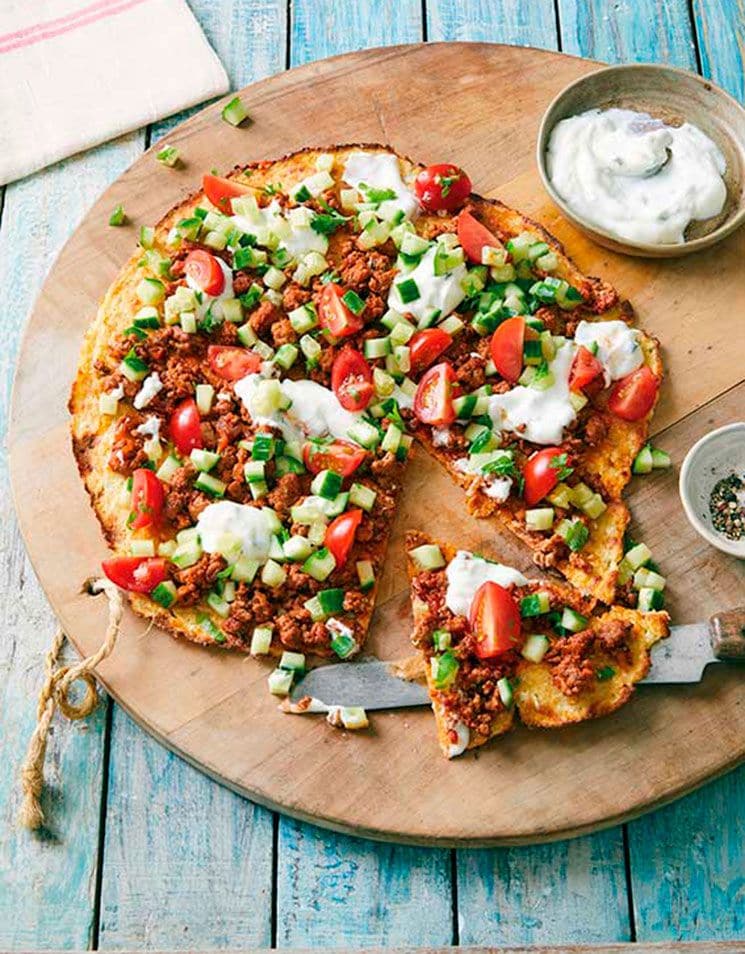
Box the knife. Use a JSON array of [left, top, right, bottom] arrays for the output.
[[289, 608, 745, 711]]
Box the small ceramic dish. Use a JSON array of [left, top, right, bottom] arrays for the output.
[[536, 64, 745, 258], [678, 422, 745, 558]]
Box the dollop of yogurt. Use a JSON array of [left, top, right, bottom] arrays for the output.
[[342, 151, 419, 221], [445, 550, 528, 618], [574, 319, 643, 384], [196, 501, 275, 561], [546, 107, 727, 244]]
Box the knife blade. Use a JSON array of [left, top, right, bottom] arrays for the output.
[[289, 615, 739, 712]]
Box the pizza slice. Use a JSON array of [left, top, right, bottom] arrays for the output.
[[405, 530, 668, 758]]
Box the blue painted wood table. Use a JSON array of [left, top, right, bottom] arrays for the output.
[[1, 1, 744, 949]]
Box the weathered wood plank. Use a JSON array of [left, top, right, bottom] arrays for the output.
[[291, 0, 423, 65], [0, 133, 142, 949], [276, 7, 454, 948], [97, 1, 284, 947], [628, 766, 745, 941], [427, 0, 557, 49], [456, 835, 629, 946], [275, 819, 453, 948], [693, 0, 745, 101], [97, 708, 274, 949], [427, 8, 631, 947], [557, 0, 698, 68]]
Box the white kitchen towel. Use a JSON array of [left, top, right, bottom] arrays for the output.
[[0, 0, 229, 186]]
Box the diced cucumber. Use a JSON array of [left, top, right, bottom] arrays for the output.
[[207, 591, 231, 618], [155, 457, 182, 486], [520, 591, 551, 617], [288, 303, 318, 334], [337, 707, 369, 730], [568, 482, 594, 507], [651, 448, 672, 469], [556, 518, 589, 552], [268, 534, 286, 561], [195, 472, 226, 497], [521, 634, 550, 663], [633, 567, 666, 591], [525, 507, 554, 531], [268, 668, 294, 696], [250, 626, 273, 655], [171, 543, 202, 569], [231, 556, 260, 582], [190, 448, 220, 472], [261, 559, 287, 588], [560, 607, 588, 632], [274, 343, 298, 370], [150, 581, 177, 608], [283, 535, 314, 562], [617, 557, 634, 586], [251, 433, 275, 461], [347, 419, 381, 449], [349, 483, 376, 511], [120, 349, 149, 382], [431, 650, 459, 689], [409, 544, 445, 570], [581, 493, 607, 520], [432, 629, 451, 651], [637, 587, 665, 611], [311, 469, 343, 500], [633, 445, 654, 475], [198, 615, 226, 644], [381, 423, 402, 454], [222, 96, 249, 127], [302, 547, 336, 581], [546, 482, 572, 510], [625, 542, 652, 570], [497, 677, 513, 708], [279, 651, 306, 673], [330, 630, 358, 660], [300, 334, 321, 365], [195, 383, 215, 415], [356, 560, 375, 592], [130, 539, 155, 557], [318, 589, 345, 614]]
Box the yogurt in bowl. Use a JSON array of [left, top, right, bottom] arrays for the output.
[[546, 107, 727, 245]]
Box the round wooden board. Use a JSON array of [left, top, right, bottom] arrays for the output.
[[10, 43, 745, 846]]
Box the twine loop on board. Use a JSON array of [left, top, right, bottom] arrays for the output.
[[18, 577, 123, 831]]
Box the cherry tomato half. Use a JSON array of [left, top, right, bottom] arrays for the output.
[[414, 163, 472, 212], [169, 398, 203, 457], [303, 439, 367, 477], [413, 362, 456, 426], [456, 208, 502, 264], [207, 344, 262, 381], [490, 316, 525, 384], [331, 347, 373, 412], [469, 581, 522, 659], [568, 345, 604, 393], [523, 446, 569, 507], [102, 556, 169, 594], [184, 249, 225, 296], [202, 173, 253, 214], [608, 365, 659, 421], [324, 509, 364, 567], [130, 468, 165, 530], [318, 283, 364, 338], [409, 328, 453, 375]]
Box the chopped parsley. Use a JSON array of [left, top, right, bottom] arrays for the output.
[[359, 182, 396, 204], [550, 453, 574, 481], [263, 182, 282, 196], [311, 206, 349, 236]]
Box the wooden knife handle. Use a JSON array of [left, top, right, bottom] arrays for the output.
[[710, 608, 745, 660]]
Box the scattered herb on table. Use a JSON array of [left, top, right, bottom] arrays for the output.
[[708, 472, 745, 541]]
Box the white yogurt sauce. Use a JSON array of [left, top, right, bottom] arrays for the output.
[[445, 550, 528, 618], [342, 151, 419, 221], [454, 457, 512, 502], [234, 374, 360, 445], [388, 244, 467, 325], [574, 319, 643, 384], [489, 341, 576, 445], [133, 371, 163, 410], [446, 720, 470, 759], [196, 501, 275, 561], [547, 107, 727, 245]]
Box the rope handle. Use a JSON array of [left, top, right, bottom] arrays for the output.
[[18, 577, 123, 831]]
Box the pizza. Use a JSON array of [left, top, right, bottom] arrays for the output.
[[70, 143, 663, 664], [405, 530, 669, 758]]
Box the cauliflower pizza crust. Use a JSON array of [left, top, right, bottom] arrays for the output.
[[70, 143, 664, 662], [406, 531, 669, 758]]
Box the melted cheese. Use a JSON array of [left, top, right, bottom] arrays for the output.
[[388, 244, 467, 326], [196, 501, 275, 561], [574, 319, 643, 383], [342, 151, 419, 220], [445, 550, 528, 618]]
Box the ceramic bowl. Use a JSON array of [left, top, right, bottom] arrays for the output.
[[536, 64, 745, 258], [678, 422, 745, 558]]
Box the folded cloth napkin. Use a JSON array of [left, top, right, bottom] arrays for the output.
[[0, 0, 229, 186]]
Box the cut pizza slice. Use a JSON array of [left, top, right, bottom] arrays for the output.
[[405, 530, 669, 759]]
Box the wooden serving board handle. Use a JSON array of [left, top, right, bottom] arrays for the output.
[[710, 608, 745, 660]]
